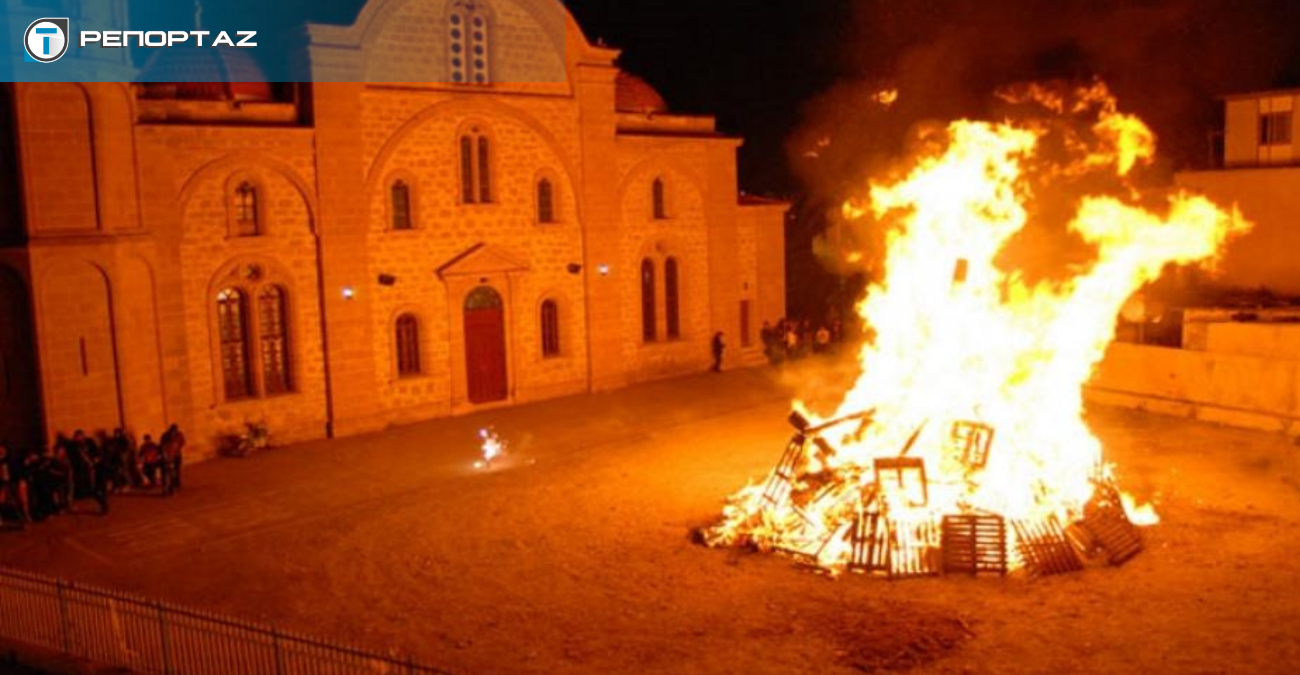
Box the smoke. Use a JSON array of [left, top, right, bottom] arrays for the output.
[[790, 0, 1300, 279]]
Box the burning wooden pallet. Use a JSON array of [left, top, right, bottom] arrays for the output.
[[1012, 517, 1083, 576], [940, 514, 1008, 576], [1079, 481, 1143, 565], [950, 421, 995, 470]]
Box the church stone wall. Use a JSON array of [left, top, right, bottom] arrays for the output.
[[0, 0, 787, 457]]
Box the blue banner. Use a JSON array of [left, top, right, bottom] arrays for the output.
[[0, 0, 568, 83]]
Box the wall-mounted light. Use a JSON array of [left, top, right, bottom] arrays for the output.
[[342, 287, 356, 300], [597, 264, 611, 276]]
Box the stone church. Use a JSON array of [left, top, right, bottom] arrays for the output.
[[0, 0, 787, 455]]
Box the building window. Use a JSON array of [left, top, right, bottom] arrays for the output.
[[449, 1, 491, 84], [396, 313, 421, 376], [641, 258, 656, 342], [540, 299, 560, 357], [478, 136, 492, 203], [217, 288, 252, 400], [537, 178, 555, 224], [460, 136, 476, 204], [652, 177, 667, 220], [233, 181, 260, 236], [460, 128, 492, 204], [1261, 111, 1292, 146], [391, 180, 413, 230], [258, 286, 292, 396], [664, 256, 680, 339]]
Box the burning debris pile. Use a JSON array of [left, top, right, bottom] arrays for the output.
[[703, 82, 1250, 578]]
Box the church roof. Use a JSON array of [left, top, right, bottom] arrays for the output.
[[137, 47, 275, 102], [615, 71, 669, 114]]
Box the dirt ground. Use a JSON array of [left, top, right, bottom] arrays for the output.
[[3, 362, 1299, 675]]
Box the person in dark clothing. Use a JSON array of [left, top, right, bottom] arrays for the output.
[[760, 321, 776, 364], [161, 424, 186, 494], [104, 428, 133, 492], [711, 332, 725, 373], [89, 441, 110, 515], [0, 444, 29, 526], [139, 434, 164, 489], [66, 430, 96, 500], [30, 445, 69, 520]]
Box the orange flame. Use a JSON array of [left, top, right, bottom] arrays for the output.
[[705, 82, 1246, 570]]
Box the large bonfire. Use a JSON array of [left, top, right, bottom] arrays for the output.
[[704, 82, 1251, 576]]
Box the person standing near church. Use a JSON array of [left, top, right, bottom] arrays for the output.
[[711, 331, 725, 373], [161, 424, 186, 495]]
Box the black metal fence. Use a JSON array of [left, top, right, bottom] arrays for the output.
[[0, 566, 448, 674]]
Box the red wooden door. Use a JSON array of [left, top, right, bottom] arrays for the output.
[[464, 286, 508, 404]]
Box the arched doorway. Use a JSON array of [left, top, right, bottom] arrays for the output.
[[464, 285, 507, 404], [0, 266, 42, 447]]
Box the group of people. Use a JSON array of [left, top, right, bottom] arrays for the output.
[[0, 424, 186, 527], [760, 317, 844, 364]]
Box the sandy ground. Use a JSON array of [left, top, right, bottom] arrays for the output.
[[2, 362, 1299, 675]]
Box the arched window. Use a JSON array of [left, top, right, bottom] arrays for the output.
[[652, 177, 667, 220], [460, 136, 475, 204], [664, 257, 681, 339], [459, 127, 492, 204], [258, 286, 292, 395], [540, 299, 560, 357], [537, 178, 555, 224], [391, 180, 412, 230], [477, 136, 492, 202], [641, 258, 656, 342], [217, 288, 252, 400], [233, 181, 260, 236], [395, 314, 421, 376], [449, 1, 491, 84]]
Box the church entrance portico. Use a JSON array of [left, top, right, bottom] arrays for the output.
[[438, 243, 530, 412]]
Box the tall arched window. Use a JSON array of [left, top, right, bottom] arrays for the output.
[[664, 257, 681, 339], [477, 136, 492, 202], [460, 136, 476, 204], [460, 127, 492, 204], [233, 181, 260, 236], [540, 299, 560, 357], [217, 288, 252, 400], [391, 180, 413, 230], [537, 178, 555, 224], [652, 177, 667, 220], [258, 286, 292, 395], [641, 258, 657, 343], [449, 1, 491, 84], [396, 314, 421, 376]]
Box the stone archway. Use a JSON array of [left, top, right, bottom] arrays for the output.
[[0, 266, 42, 447]]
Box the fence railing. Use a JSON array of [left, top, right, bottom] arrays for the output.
[[0, 566, 450, 675]]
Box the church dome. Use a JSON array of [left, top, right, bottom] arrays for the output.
[[137, 47, 275, 102], [615, 71, 668, 114]]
